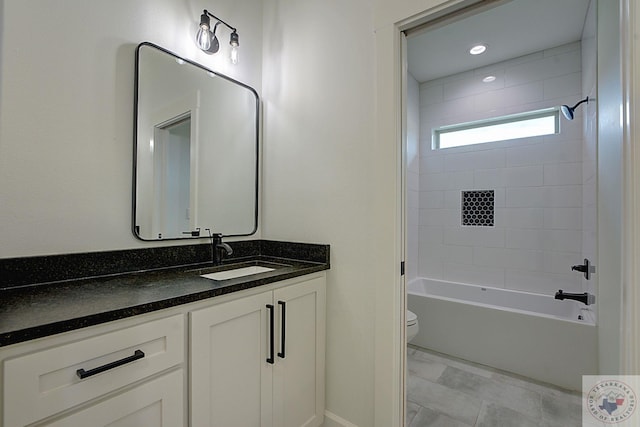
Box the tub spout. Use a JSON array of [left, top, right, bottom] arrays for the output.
[[554, 290, 596, 306]]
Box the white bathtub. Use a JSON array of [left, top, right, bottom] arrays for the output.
[[407, 278, 597, 390]]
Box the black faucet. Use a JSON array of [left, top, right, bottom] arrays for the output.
[[206, 230, 233, 265], [554, 290, 596, 305]]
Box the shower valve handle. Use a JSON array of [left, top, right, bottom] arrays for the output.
[[571, 258, 595, 280]]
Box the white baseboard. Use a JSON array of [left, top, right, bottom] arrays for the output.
[[322, 410, 359, 427]]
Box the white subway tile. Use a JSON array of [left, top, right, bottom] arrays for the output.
[[506, 229, 543, 250], [543, 207, 582, 230], [408, 171, 420, 192], [420, 173, 446, 191], [420, 83, 444, 105], [507, 186, 581, 208], [505, 270, 581, 295], [420, 208, 445, 226], [543, 163, 582, 185], [442, 244, 474, 264], [541, 229, 582, 253], [505, 229, 581, 253], [408, 207, 419, 226], [506, 187, 546, 207], [506, 140, 582, 166], [437, 96, 477, 120], [442, 262, 505, 287], [418, 254, 443, 279], [420, 155, 444, 173], [549, 117, 584, 142], [444, 149, 506, 172], [505, 165, 544, 187], [443, 74, 504, 101], [505, 50, 581, 87], [442, 209, 462, 226], [419, 225, 444, 244], [543, 72, 582, 100], [474, 169, 505, 187], [545, 185, 582, 207], [420, 191, 444, 209], [444, 190, 462, 208], [493, 188, 506, 208], [475, 81, 543, 112], [543, 252, 584, 274], [498, 208, 544, 229], [444, 226, 505, 247], [473, 247, 544, 271]]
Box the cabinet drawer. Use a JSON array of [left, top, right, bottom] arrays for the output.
[[41, 369, 184, 427], [3, 314, 184, 427]]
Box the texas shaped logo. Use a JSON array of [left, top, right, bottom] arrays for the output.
[[599, 392, 625, 415]]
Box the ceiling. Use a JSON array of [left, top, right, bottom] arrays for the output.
[[407, 0, 592, 83]]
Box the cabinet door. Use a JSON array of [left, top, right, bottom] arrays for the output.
[[273, 277, 326, 427], [42, 369, 184, 427], [190, 291, 273, 427]]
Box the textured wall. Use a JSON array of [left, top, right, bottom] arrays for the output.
[[0, 0, 263, 257]]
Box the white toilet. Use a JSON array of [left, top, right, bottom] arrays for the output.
[[406, 310, 419, 343]]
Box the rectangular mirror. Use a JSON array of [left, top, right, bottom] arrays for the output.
[[133, 42, 259, 240]]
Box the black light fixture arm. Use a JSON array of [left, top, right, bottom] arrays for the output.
[[202, 9, 236, 34]]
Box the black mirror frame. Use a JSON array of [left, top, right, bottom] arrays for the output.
[[132, 42, 259, 241]]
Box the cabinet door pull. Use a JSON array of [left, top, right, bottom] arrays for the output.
[[266, 304, 275, 364], [76, 349, 145, 379], [278, 301, 286, 359]]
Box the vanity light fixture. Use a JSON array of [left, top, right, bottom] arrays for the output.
[[195, 9, 240, 64], [469, 44, 487, 55]]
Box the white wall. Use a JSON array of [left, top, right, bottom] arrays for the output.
[[261, 1, 377, 425], [415, 42, 586, 296], [0, 0, 263, 258]]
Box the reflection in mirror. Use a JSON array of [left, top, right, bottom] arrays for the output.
[[134, 42, 258, 240]]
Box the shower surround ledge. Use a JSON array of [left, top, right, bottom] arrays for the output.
[[0, 240, 330, 347]]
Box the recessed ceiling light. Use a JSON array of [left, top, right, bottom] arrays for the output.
[[469, 44, 487, 55], [482, 75, 496, 83]]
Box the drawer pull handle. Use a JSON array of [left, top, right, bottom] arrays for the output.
[[266, 304, 275, 364], [278, 301, 286, 359], [76, 350, 145, 379]]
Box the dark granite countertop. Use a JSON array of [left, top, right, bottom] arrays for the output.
[[0, 240, 329, 348]]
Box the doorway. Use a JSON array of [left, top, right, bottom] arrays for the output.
[[399, 0, 624, 423]]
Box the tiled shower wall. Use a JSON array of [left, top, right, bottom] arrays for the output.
[[407, 74, 420, 282], [415, 41, 587, 295]]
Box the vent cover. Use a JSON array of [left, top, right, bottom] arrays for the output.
[[462, 190, 494, 226]]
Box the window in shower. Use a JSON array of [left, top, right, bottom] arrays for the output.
[[433, 108, 559, 149], [462, 190, 495, 227]]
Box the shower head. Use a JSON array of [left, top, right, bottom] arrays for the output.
[[560, 97, 589, 120]]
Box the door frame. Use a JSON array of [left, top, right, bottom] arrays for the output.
[[373, 0, 640, 425]]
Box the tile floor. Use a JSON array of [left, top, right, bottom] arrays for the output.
[[406, 346, 583, 427]]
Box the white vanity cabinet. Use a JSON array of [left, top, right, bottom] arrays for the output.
[[0, 271, 326, 427], [1, 314, 185, 427], [190, 273, 326, 427]]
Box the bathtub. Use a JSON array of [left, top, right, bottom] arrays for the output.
[[407, 278, 597, 390]]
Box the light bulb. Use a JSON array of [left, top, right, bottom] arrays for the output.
[[196, 25, 211, 51], [230, 45, 239, 64], [196, 12, 212, 51], [229, 31, 239, 64]]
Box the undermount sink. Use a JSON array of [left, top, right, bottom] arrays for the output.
[[201, 266, 276, 281]]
